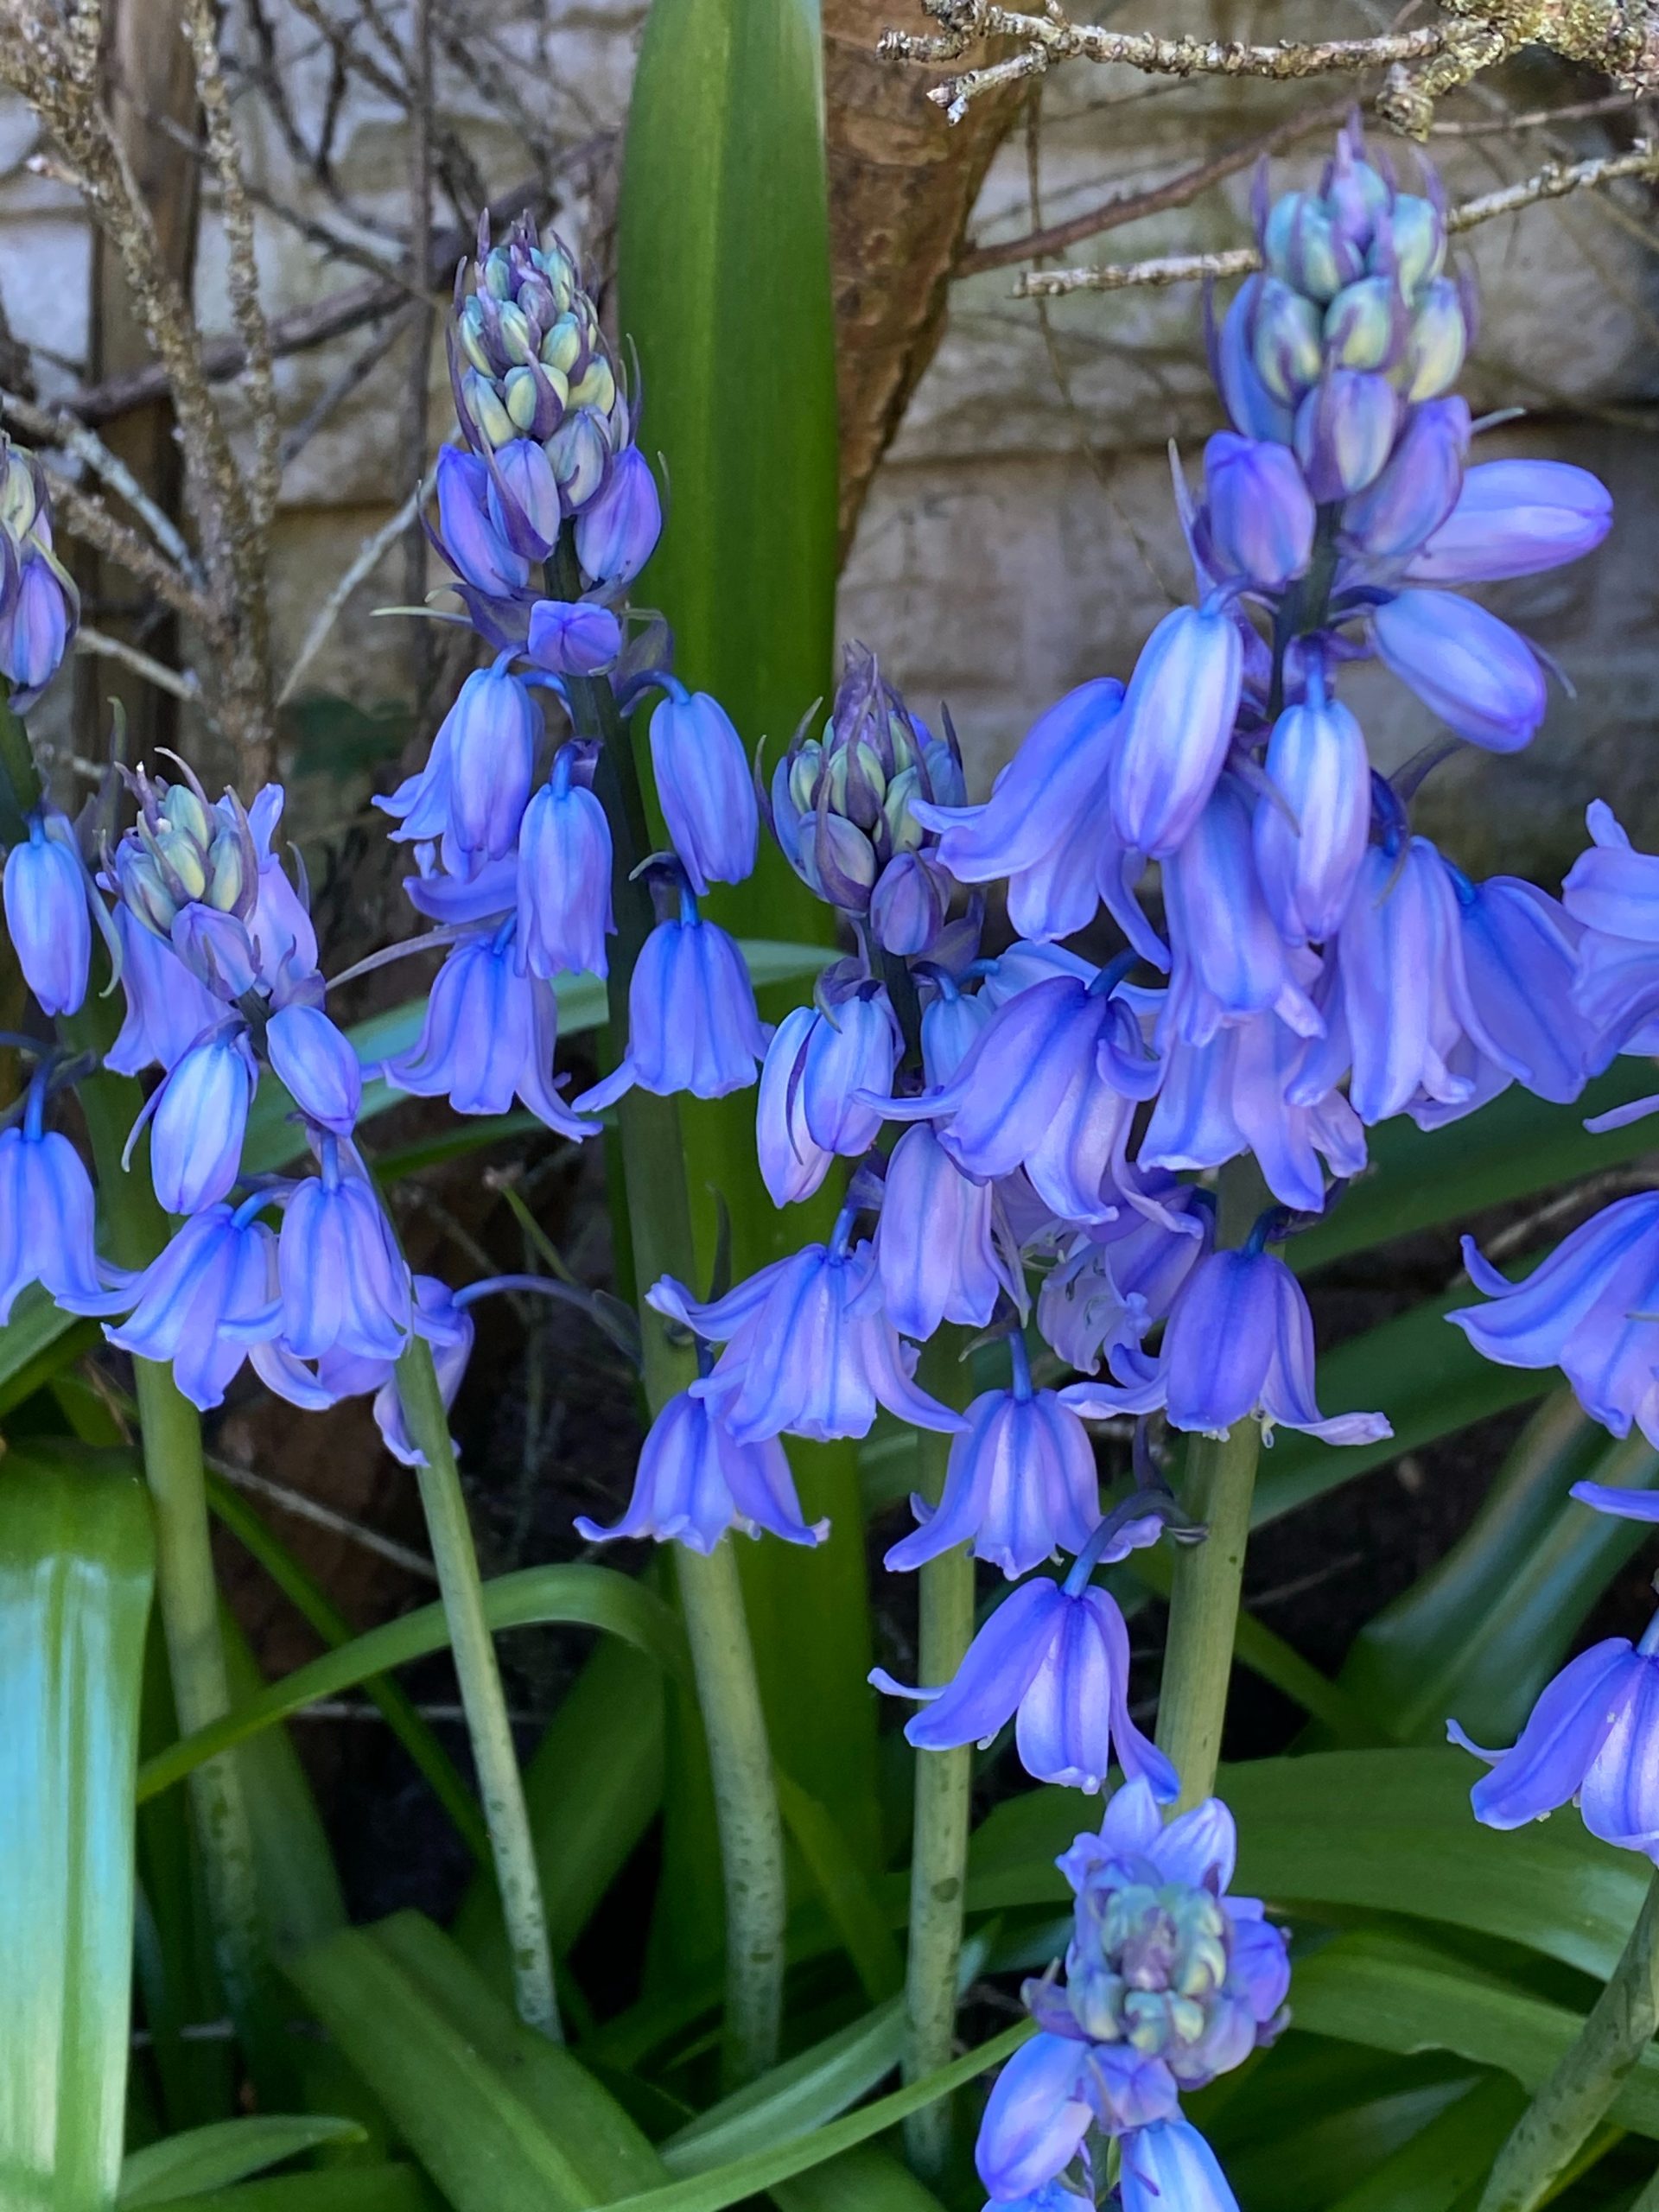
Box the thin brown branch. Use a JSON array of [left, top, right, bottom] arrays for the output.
[[1017, 141, 1659, 295], [959, 92, 1355, 276], [43, 469, 218, 631], [1427, 87, 1651, 134], [0, 384, 201, 578]]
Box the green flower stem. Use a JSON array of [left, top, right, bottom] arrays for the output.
[[550, 531, 786, 2084], [1478, 1867, 1659, 2212], [901, 1379, 975, 2181], [395, 1335, 561, 2039], [1154, 1157, 1268, 1810]]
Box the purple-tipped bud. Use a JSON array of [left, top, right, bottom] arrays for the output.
[[1372, 588, 1546, 753], [1407, 459, 1612, 584], [1262, 190, 1360, 302], [1323, 276, 1397, 372], [870, 851, 950, 956], [1202, 433, 1315, 589], [1322, 130, 1390, 258], [487, 437, 562, 559], [434, 447, 529, 598], [1110, 602, 1243, 858], [1214, 279, 1294, 443], [265, 1002, 362, 1136], [1384, 194, 1446, 294], [4, 811, 89, 1015], [1249, 278, 1324, 404], [1254, 685, 1371, 944], [1404, 275, 1468, 400], [575, 447, 661, 588], [525, 597, 621, 676], [516, 747, 613, 979], [1340, 397, 1469, 561], [1293, 370, 1398, 500], [147, 1027, 257, 1215], [442, 662, 537, 867], [650, 690, 758, 895]]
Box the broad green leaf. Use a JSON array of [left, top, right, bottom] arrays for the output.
[[1292, 1929, 1659, 2136], [601, 2024, 1031, 2212], [368, 1915, 665, 2196], [1344, 1395, 1658, 1744], [770, 2146, 951, 2212], [118, 2117, 365, 2206], [619, 0, 880, 1916], [0, 1444, 154, 2212], [1325, 2073, 1527, 2212], [968, 1749, 1648, 1982], [286, 1922, 647, 2212], [775, 1771, 905, 2002], [662, 1999, 904, 2176], [1253, 1289, 1553, 1530], [137, 1564, 687, 1802], [455, 1637, 664, 1973], [132, 2165, 429, 2211], [1292, 1059, 1659, 1273], [219, 1618, 346, 1961]]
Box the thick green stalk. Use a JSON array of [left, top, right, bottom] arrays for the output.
[[551, 533, 786, 2082], [1154, 1158, 1268, 1810], [1478, 1868, 1659, 2212], [395, 1337, 561, 2039], [901, 1400, 974, 2179]]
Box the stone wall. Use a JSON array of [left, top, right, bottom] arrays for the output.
[[0, 0, 1654, 881]]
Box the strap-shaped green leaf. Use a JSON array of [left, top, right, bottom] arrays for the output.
[[129, 2171, 426, 2212], [118, 2118, 365, 2207], [0, 1445, 154, 2212], [136, 1564, 688, 1803]]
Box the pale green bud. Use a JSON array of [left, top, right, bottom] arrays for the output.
[[884, 766, 924, 854], [541, 313, 583, 376], [496, 301, 536, 368], [206, 826, 245, 911], [788, 745, 823, 817], [152, 822, 207, 901], [569, 358, 616, 415], [160, 783, 213, 849], [465, 371, 516, 448]]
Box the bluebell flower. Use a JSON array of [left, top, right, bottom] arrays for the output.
[[265, 1002, 363, 1137], [1065, 1243, 1391, 1446], [1121, 2123, 1241, 2212], [876, 1123, 1012, 1341], [431, 446, 530, 599], [245, 785, 321, 1001], [649, 686, 758, 894], [1211, 277, 1294, 444], [976, 2035, 1118, 2205], [869, 851, 952, 958], [921, 973, 993, 1087], [650, 1231, 965, 1446], [1249, 276, 1323, 405], [1252, 682, 1371, 944], [382, 919, 596, 1138], [276, 1141, 412, 1363], [1110, 603, 1244, 859], [1452, 1611, 1659, 1854], [0, 1095, 130, 1322], [1447, 1197, 1659, 1445], [4, 810, 90, 1016], [1404, 275, 1469, 401], [105, 906, 223, 1076], [1262, 190, 1362, 302], [1143, 1005, 1365, 1217], [886, 1335, 1100, 1578], [875, 967, 1162, 1228], [526, 597, 621, 677], [313, 1274, 475, 1467], [575, 896, 768, 1110], [574, 446, 662, 589], [1294, 836, 1474, 1127], [1037, 1186, 1213, 1377], [1371, 589, 1546, 753], [0, 544, 73, 693], [105, 1197, 333, 1413], [1408, 457, 1612, 584], [1292, 369, 1397, 500], [875, 1567, 1177, 1796], [1339, 398, 1469, 564], [1562, 802, 1659, 1079], [516, 744, 614, 981], [444, 660, 538, 869], [1159, 780, 1322, 1046], [1200, 432, 1314, 589], [915, 680, 1162, 957], [137, 1025, 258, 1216], [754, 988, 898, 1205], [486, 435, 563, 560], [575, 1386, 825, 1553]]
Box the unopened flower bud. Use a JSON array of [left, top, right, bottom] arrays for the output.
[[1110, 601, 1243, 858], [488, 437, 563, 560], [434, 447, 529, 600], [1383, 194, 1446, 294], [870, 850, 949, 956], [206, 824, 246, 912], [1250, 278, 1323, 404], [1262, 190, 1358, 302], [1404, 276, 1467, 400], [575, 447, 662, 588], [4, 811, 89, 1016], [525, 597, 621, 677], [265, 1002, 362, 1136], [1213, 278, 1294, 444], [548, 412, 608, 510], [443, 662, 537, 866], [1323, 276, 1397, 372], [1202, 432, 1314, 589], [1293, 369, 1398, 500], [1372, 588, 1546, 753], [1340, 397, 1468, 563], [650, 689, 758, 895], [1406, 457, 1612, 585], [147, 1027, 257, 1216], [1255, 683, 1370, 944]]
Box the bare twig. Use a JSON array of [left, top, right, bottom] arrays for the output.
[[42, 469, 218, 630], [75, 622, 201, 703], [0, 385, 202, 580], [279, 299, 424, 469], [278, 472, 430, 705], [209, 1453, 440, 1580], [1017, 142, 1659, 295], [1427, 88, 1652, 134]]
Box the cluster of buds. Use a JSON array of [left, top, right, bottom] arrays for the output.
[[762, 645, 966, 957], [1217, 123, 1469, 504], [436, 216, 661, 609], [0, 436, 77, 702]]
